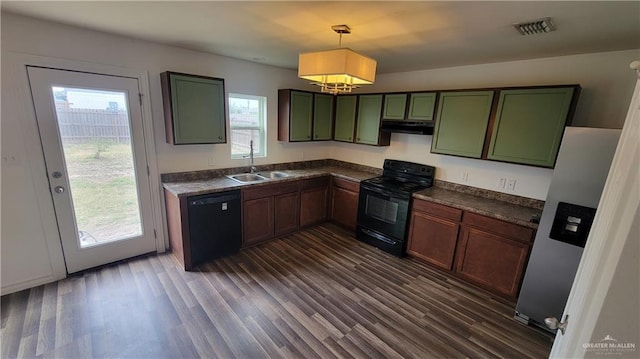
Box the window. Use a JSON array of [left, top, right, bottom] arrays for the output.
[[229, 93, 267, 159]]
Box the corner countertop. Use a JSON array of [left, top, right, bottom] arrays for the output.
[[162, 166, 379, 198], [413, 187, 542, 229], [162, 160, 542, 230]]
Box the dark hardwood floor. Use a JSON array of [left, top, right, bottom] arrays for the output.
[[1, 223, 553, 358]]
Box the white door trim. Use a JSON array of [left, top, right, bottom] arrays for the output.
[[549, 63, 640, 357], [4, 52, 165, 280]]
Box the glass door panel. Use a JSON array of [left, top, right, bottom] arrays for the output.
[[52, 87, 142, 247]]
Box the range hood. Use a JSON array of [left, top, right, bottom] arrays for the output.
[[380, 120, 434, 135]]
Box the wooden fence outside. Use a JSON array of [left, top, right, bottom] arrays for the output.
[[57, 108, 131, 143]]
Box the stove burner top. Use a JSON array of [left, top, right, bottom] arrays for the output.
[[361, 159, 436, 197], [363, 176, 431, 194]]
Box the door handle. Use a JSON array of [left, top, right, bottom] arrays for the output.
[[54, 186, 65, 194], [545, 315, 568, 334]]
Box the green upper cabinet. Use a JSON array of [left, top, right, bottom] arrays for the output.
[[382, 94, 407, 120], [161, 72, 226, 145], [278, 90, 334, 142], [407, 92, 437, 121], [278, 90, 313, 142], [356, 94, 389, 146], [313, 93, 334, 140], [289, 91, 313, 141], [382, 92, 436, 122], [431, 91, 494, 158], [333, 95, 357, 142], [487, 87, 577, 167]]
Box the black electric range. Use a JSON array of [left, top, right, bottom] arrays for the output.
[[356, 159, 436, 256]]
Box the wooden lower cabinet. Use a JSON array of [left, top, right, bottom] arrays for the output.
[[242, 181, 300, 247], [407, 198, 534, 300], [455, 226, 530, 298], [275, 192, 300, 236], [329, 177, 360, 231], [407, 199, 462, 270], [243, 197, 274, 246], [300, 177, 329, 228], [164, 189, 191, 269], [455, 212, 534, 299]]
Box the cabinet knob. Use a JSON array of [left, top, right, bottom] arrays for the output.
[[315, 134, 318, 138], [357, 137, 360, 141], [218, 136, 223, 140], [349, 137, 352, 140], [307, 135, 311, 139]]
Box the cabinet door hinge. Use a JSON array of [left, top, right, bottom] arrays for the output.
[[153, 229, 157, 238], [139, 93, 143, 105], [147, 165, 150, 176]]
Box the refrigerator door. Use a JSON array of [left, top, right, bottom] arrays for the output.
[[515, 127, 621, 331]]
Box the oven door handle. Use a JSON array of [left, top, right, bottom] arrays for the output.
[[361, 228, 398, 245], [361, 185, 397, 199]]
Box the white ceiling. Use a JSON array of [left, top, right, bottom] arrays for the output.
[[2, 1, 639, 74]]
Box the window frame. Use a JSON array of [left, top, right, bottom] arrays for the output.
[[228, 93, 267, 160]]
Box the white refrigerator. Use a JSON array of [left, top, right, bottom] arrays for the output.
[[515, 127, 621, 332]]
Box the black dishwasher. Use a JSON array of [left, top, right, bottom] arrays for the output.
[[187, 190, 242, 267]]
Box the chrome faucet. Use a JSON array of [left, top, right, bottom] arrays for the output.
[[249, 140, 256, 173]]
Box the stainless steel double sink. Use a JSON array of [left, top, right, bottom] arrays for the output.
[[226, 171, 290, 184]]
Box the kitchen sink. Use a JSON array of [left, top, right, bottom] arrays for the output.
[[257, 171, 290, 179], [226, 173, 267, 183], [226, 171, 290, 183]]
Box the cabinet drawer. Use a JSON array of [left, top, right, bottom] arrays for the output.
[[301, 176, 330, 190], [462, 212, 533, 243], [412, 199, 462, 222], [332, 177, 359, 192], [243, 182, 300, 201]]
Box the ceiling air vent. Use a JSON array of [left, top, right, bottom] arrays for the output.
[[514, 17, 556, 35]]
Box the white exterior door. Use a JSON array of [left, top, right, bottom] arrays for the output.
[[27, 66, 157, 273]]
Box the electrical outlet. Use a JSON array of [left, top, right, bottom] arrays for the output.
[[497, 177, 507, 189], [208, 156, 215, 166], [1, 153, 20, 166], [507, 179, 517, 191], [461, 171, 469, 182]]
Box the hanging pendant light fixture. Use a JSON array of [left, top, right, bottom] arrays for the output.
[[298, 24, 377, 95]]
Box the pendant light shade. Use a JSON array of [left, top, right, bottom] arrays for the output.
[[298, 25, 377, 94]]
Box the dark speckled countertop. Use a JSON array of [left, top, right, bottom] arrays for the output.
[[413, 185, 543, 229], [162, 165, 378, 198], [162, 159, 543, 229]]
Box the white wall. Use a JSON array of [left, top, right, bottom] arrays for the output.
[[1, 12, 638, 294], [1, 12, 328, 293]]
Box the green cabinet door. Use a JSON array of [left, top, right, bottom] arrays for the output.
[[334, 96, 357, 142], [356, 95, 384, 145], [431, 91, 494, 158], [407, 92, 436, 121], [487, 87, 576, 167], [382, 94, 407, 120], [313, 94, 334, 140], [162, 72, 226, 144], [289, 91, 313, 141]]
